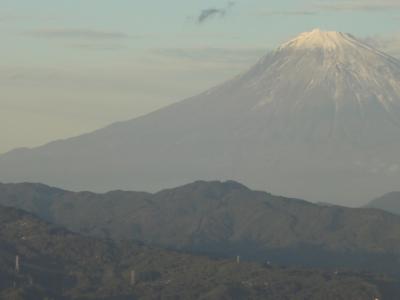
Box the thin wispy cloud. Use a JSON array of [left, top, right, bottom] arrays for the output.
[[0, 14, 54, 22], [25, 29, 129, 40], [154, 47, 265, 65], [315, 0, 400, 12], [258, 1, 400, 18], [70, 43, 128, 51], [197, 1, 235, 24], [0, 15, 34, 23], [259, 10, 317, 16]]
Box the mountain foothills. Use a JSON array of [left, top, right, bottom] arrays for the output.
[[1, 29, 400, 205], [367, 192, 400, 215], [1, 204, 394, 300], [2, 181, 400, 274]]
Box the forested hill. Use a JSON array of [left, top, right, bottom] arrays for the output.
[[1, 204, 394, 300]]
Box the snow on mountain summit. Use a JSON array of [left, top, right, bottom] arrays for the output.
[[280, 28, 363, 50], [241, 29, 400, 120], [277, 29, 397, 63]]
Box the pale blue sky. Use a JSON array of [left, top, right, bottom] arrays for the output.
[[1, 0, 400, 153]]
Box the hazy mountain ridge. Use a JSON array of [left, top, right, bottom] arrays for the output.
[[2, 204, 392, 300], [1, 30, 400, 205], [367, 192, 400, 215], [2, 181, 400, 273]]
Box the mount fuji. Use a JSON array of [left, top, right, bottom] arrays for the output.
[[1, 29, 400, 205]]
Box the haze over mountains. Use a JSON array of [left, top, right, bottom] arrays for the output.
[[1, 29, 400, 205], [367, 192, 400, 216], [3, 181, 400, 274]]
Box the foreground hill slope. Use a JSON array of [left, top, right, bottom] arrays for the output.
[[1, 29, 400, 205], [2, 181, 400, 273], [367, 192, 400, 215], [1, 204, 390, 300]]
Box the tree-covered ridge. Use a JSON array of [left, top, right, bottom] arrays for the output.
[[2, 181, 400, 273], [0, 204, 396, 300]]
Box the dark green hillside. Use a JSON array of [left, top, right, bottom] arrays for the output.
[[2, 181, 400, 272], [1, 204, 394, 300]]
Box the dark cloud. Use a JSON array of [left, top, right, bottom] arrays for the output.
[[25, 29, 129, 40], [197, 2, 235, 24]]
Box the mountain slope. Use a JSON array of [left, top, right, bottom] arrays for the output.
[[3, 181, 400, 273], [1, 204, 391, 300], [1, 29, 400, 205], [367, 192, 400, 215]]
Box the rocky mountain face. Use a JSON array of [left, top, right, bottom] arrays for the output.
[[1, 204, 391, 300], [2, 181, 400, 274], [367, 192, 400, 215], [1, 29, 400, 205]]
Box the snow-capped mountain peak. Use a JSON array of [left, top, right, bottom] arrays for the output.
[[280, 28, 361, 51]]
